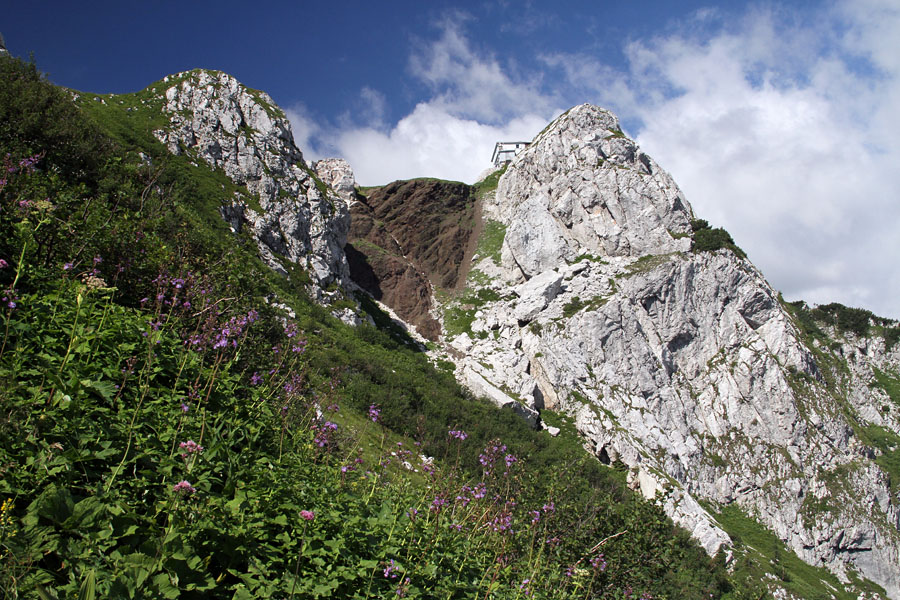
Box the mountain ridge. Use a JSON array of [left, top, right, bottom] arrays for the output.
[[26, 64, 900, 598], [329, 103, 900, 595]]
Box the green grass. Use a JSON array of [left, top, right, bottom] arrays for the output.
[[872, 367, 900, 407], [244, 86, 286, 120], [561, 295, 608, 318], [570, 252, 606, 263], [783, 299, 830, 345], [562, 296, 588, 318], [473, 163, 508, 199], [465, 268, 491, 287], [441, 287, 501, 338], [474, 220, 506, 265], [714, 505, 885, 600], [619, 253, 676, 278], [858, 425, 900, 494]]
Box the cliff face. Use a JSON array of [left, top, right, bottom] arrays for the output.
[[339, 178, 479, 341], [436, 105, 900, 596], [141, 73, 900, 596], [151, 70, 350, 300]]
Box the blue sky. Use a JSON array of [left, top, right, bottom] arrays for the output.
[[4, 1, 899, 319]]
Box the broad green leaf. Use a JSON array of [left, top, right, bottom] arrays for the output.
[[78, 568, 96, 600], [152, 573, 180, 599]]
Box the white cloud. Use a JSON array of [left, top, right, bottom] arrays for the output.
[[357, 86, 388, 127], [284, 103, 323, 162], [334, 103, 550, 185], [545, 2, 900, 318], [287, 1, 900, 318], [288, 16, 559, 185], [407, 14, 557, 124]]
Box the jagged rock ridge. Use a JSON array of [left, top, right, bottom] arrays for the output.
[[438, 104, 900, 597], [151, 69, 350, 300], [141, 72, 900, 596]]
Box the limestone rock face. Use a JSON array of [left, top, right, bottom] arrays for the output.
[[438, 104, 900, 597], [152, 70, 350, 298], [487, 104, 692, 280], [313, 158, 357, 205]]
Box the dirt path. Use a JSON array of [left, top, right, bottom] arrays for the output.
[[454, 194, 483, 292]]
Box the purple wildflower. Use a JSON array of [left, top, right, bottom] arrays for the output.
[[178, 440, 204, 458], [173, 480, 196, 495], [591, 554, 607, 572], [472, 483, 486, 499], [448, 429, 468, 440], [300, 509, 315, 521], [430, 495, 447, 513], [368, 404, 381, 423], [0, 259, 7, 269], [383, 559, 398, 579]]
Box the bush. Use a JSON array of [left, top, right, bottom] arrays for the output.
[[810, 303, 873, 337], [0, 57, 111, 186], [690, 219, 746, 259]]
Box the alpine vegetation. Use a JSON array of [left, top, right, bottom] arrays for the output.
[[1, 54, 898, 600]]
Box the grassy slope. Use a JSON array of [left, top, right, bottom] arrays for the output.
[[1, 56, 885, 599]]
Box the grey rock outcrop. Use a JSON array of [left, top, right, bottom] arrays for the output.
[[312, 158, 357, 205], [437, 104, 900, 597], [152, 70, 350, 299], [487, 105, 692, 280]]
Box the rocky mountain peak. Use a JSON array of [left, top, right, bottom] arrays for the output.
[[488, 104, 693, 281], [430, 105, 900, 596], [144, 78, 900, 596], [312, 158, 357, 205], [152, 69, 350, 298]]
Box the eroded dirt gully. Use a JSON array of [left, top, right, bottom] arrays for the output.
[[345, 179, 482, 341]]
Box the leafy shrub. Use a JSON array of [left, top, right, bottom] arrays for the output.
[[885, 327, 900, 350], [0, 57, 111, 186], [690, 219, 746, 259], [562, 296, 587, 318], [784, 300, 828, 343], [810, 303, 874, 337]]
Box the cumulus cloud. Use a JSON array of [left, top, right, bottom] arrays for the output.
[[288, 15, 559, 185], [545, 1, 900, 317], [284, 103, 323, 162], [335, 104, 550, 185], [407, 14, 557, 123], [288, 0, 899, 318]]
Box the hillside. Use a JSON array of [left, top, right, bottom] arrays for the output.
[[0, 57, 741, 600], [347, 105, 900, 597], [1, 56, 898, 599]]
